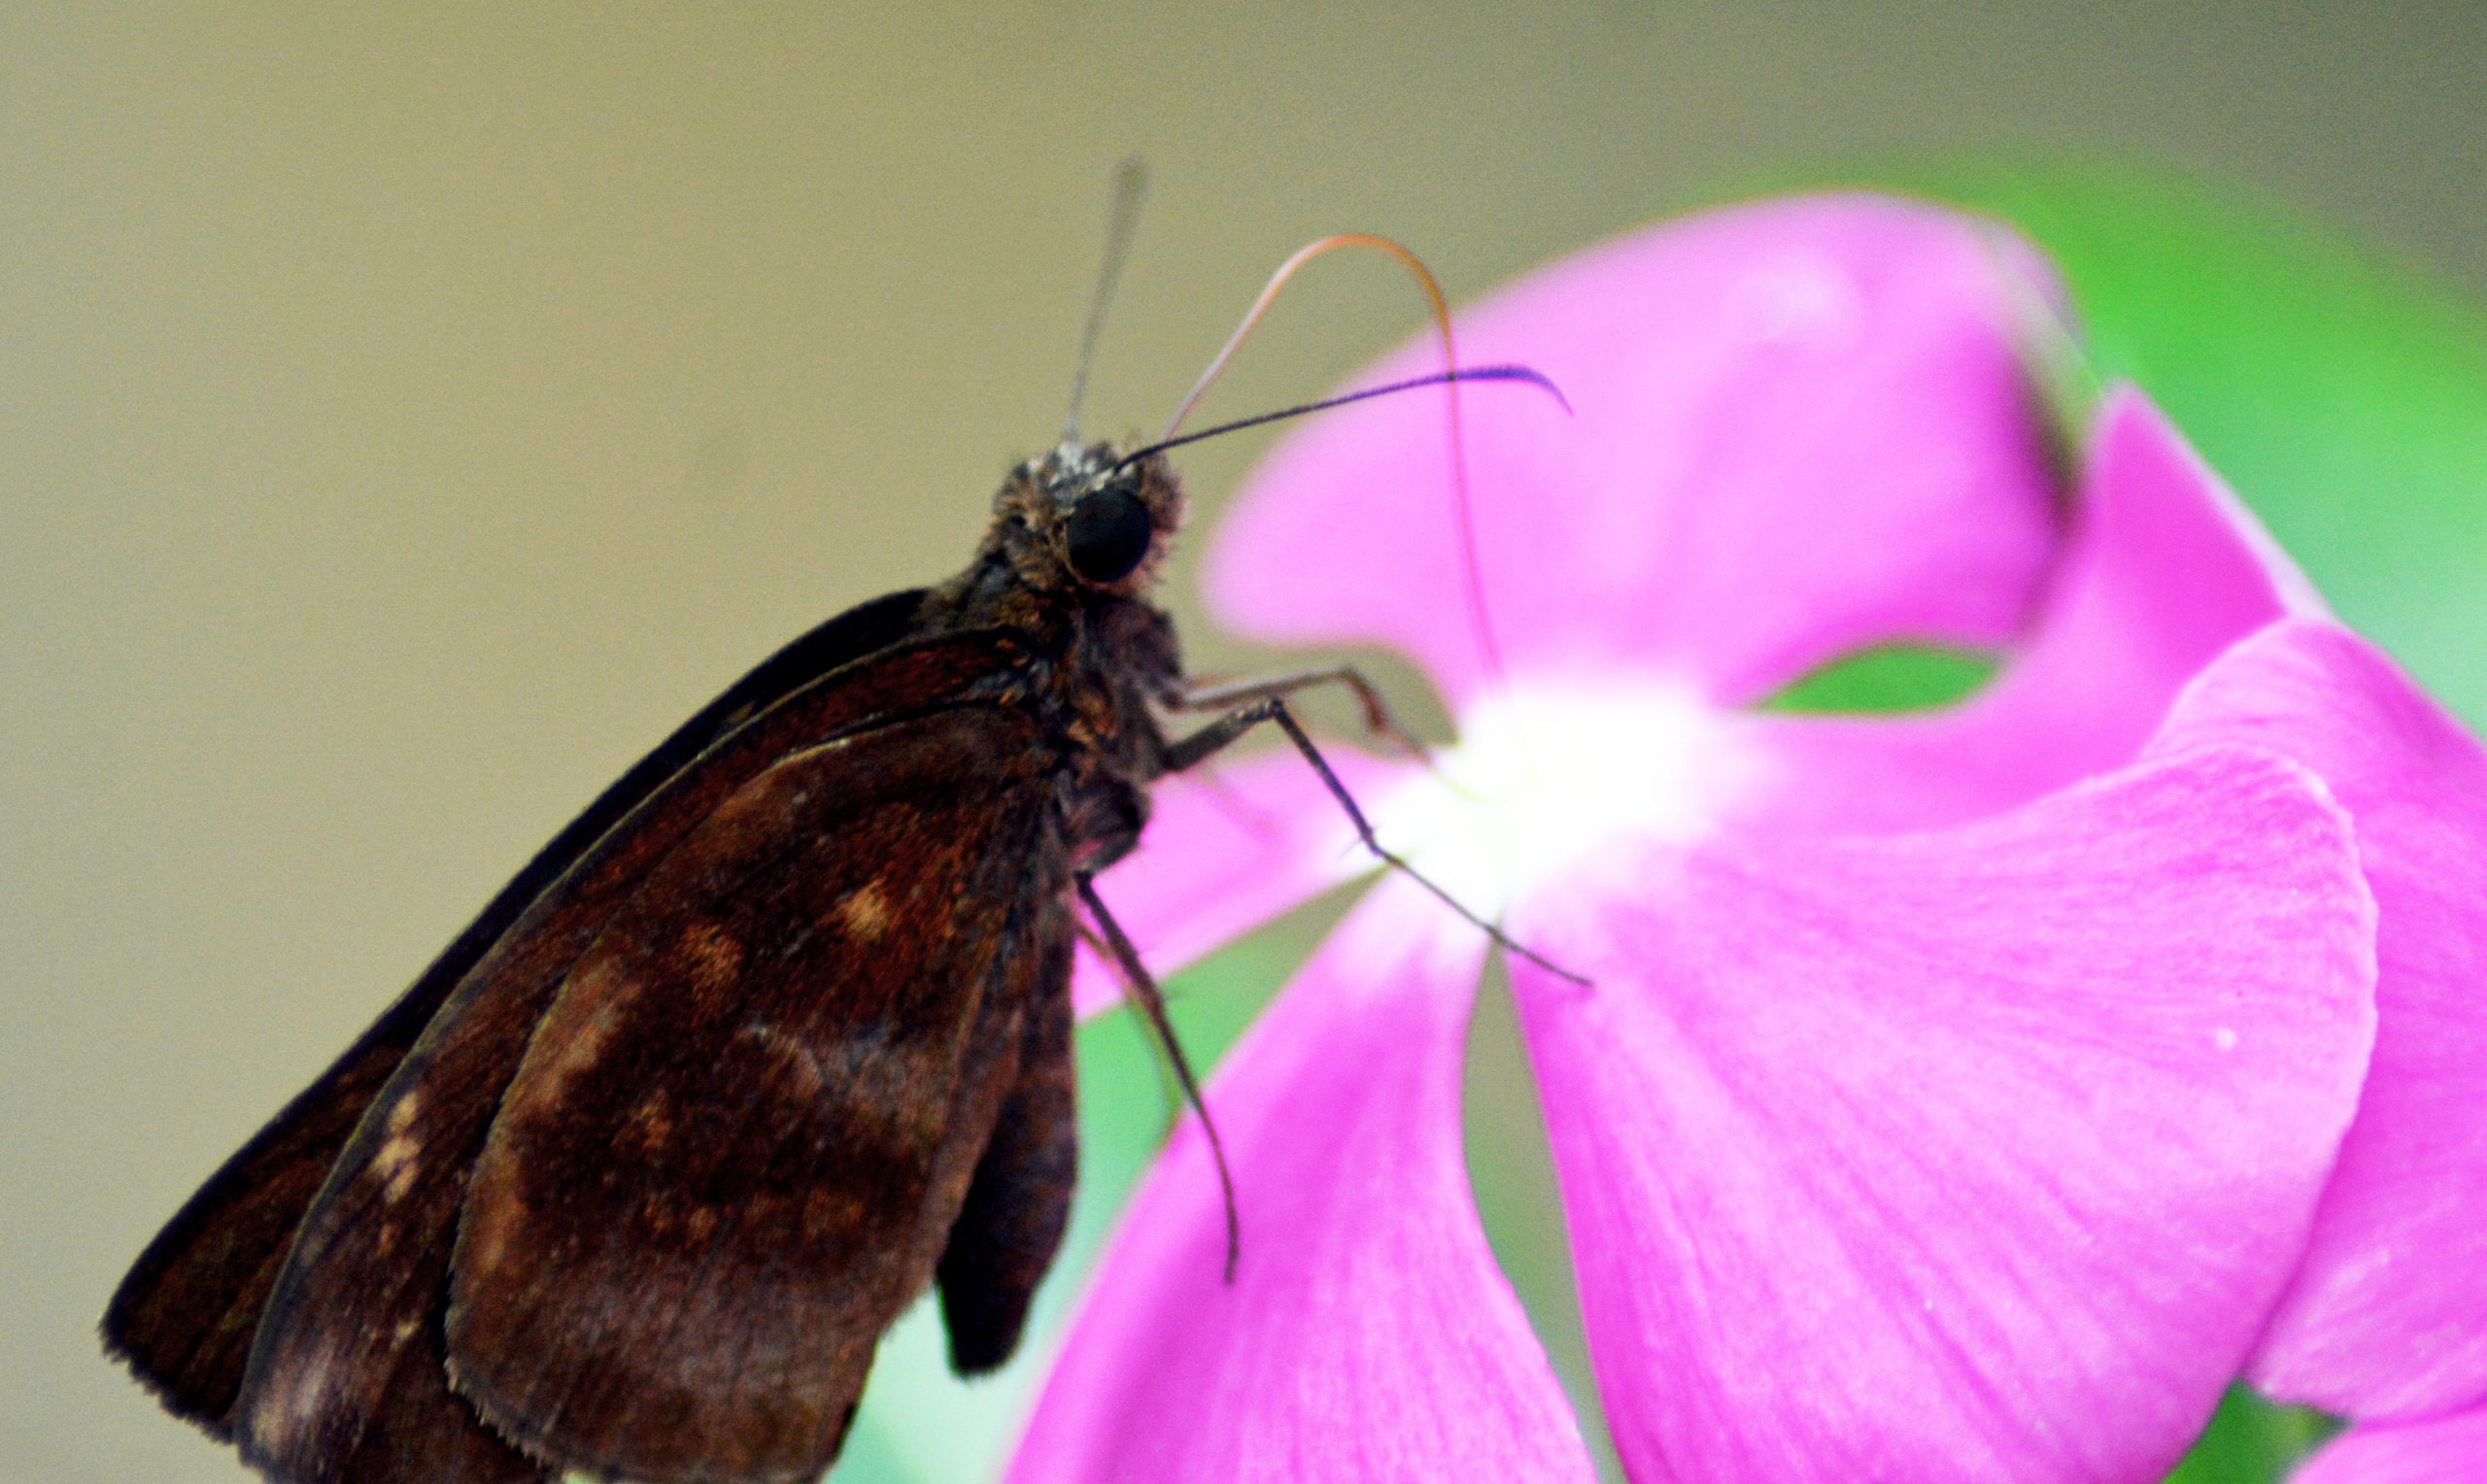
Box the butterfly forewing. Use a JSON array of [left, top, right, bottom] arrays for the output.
[[229, 631, 1034, 1484], [446, 704, 1064, 1482], [101, 590, 936, 1437]]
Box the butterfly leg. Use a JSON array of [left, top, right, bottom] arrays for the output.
[[1075, 875, 1244, 1282], [1177, 664, 1429, 763], [1165, 698, 1587, 985]]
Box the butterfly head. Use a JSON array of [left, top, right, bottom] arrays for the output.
[[989, 441, 1185, 601]]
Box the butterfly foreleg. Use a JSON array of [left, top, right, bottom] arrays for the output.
[[1175, 663, 1429, 763]]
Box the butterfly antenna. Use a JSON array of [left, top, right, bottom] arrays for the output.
[[1159, 233, 1516, 689], [1063, 157, 1150, 445]]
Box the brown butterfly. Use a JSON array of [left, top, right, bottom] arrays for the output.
[[101, 167, 1562, 1484]]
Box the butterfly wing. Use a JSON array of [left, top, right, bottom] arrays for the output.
[[211, 631, 1027, 1484], [440, 703, 1064, 1482], [102, 590, 932, 1434], [936, 930, 1078, 1375], [214, 676, 1059, 1481]]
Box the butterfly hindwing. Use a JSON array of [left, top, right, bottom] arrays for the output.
[[937, 925, 1078, 1375], [444, 703, 1062, 1482], [229, 631, 1029, 1484]]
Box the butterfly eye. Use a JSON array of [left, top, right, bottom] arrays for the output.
[[1064, 486, 1154, 586]]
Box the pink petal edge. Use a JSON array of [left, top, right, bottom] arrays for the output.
[[1014, 876, 1593, 1483], [2292, 1409, 2487, 1484], [1509, 744, 2376, 1482], [2156, 620, 2487, 1419], [1207, 194, 2062, 708], [1738, 386, 2316, 837]]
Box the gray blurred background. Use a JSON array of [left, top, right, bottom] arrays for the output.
[[7, 6, 2485, 1481]]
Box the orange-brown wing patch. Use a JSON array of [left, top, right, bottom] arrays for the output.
[[444, 704, 1061, 1484]]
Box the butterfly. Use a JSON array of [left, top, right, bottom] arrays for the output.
[[101, 165, 1562, 1484]]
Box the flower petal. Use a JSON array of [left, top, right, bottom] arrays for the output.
[[2292, 1410, 2487, 1484], [1014, 877, 1592, 1483], [1073, 743, 1410, 1018], [1742, 388, 2318, 835], [1509, 746, 2375, 1481], [1208, 195, 2062, 708], [2155, 621, 2487, 1418]]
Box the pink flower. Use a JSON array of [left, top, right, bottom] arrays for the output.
[[1008, 197, 2487, 1480], [2162, 613, 2487, 1484]]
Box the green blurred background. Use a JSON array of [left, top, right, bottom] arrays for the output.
[[8, 7, 2485, 1482]]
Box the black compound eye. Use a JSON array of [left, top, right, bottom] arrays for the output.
[[1064, 486, 1154, 586]]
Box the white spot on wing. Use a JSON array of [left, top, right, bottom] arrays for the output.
[[248, 1339, 342, 1452], [737, 1020, 831, 1095], [373, 1129, 422, 1204]]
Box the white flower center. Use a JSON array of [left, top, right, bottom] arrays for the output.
[[1370, 678, 1753, 920]]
